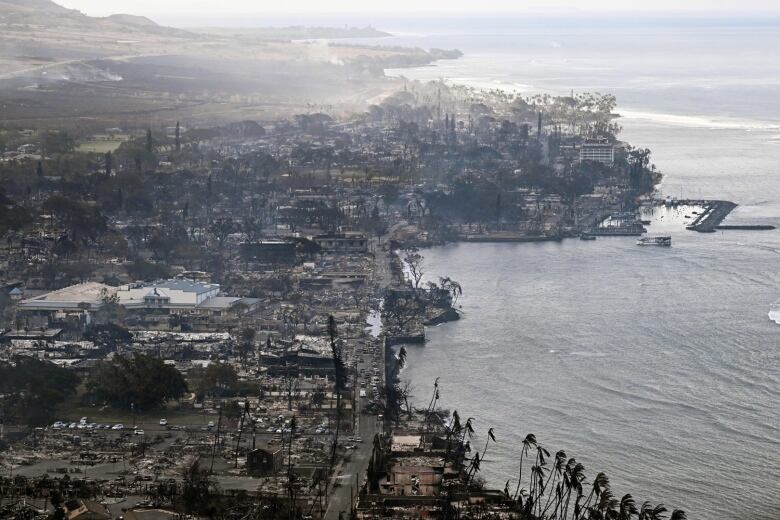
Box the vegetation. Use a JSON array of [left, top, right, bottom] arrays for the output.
[[0, 358, 80, 426], [419, 379, 688, 520], [87, 353, 187, 410], [83, 323, 132, 351]]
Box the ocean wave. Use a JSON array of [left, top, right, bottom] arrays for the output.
[[619, 109, 780, 131]]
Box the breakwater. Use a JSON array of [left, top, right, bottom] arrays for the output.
[[685, 200, 737, 232], [716, 225, 776, 231]]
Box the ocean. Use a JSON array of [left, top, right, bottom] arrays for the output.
[[364, 21, 780, 519]]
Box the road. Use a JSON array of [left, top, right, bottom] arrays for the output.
[[324, 243, 393, 520]]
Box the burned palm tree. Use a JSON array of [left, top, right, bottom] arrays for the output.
[[421, 377, 441, 440], [287, 416, 298, 520], [234, 400, 251, 469], [328, 315, 346, 473]]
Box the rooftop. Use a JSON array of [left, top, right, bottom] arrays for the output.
[[153, 279, 220, 295]]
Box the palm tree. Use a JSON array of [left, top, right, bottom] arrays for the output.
[[444, 410, 462, 462], [577, 472, 610, 520], [396, 346, 407, 371], [327, 316, 346, 472], [561, 461, 585, 520], [618, 494, 638, 520], [530, 463, 547, 515], [422, 377, 440, 437], [670, 510, 687, 520], [481, 427, 497, 461], [638, 502, 668, 520], [466, 451, 481, 485], [540, 450, 566, 516], [513, 433, 537, 501]]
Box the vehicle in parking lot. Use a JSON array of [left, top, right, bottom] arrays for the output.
[[159, 419, 168, 426], [133, 429, 145, 435], [112, 424, 124, 430]]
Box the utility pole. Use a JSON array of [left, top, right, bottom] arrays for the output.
[[210, 402, 223, 474]]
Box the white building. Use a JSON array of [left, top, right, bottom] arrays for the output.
[[579, 141, 614, 165], [20, 279, 254, 318]]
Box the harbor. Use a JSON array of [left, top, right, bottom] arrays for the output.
[[684, 200, 738, 232]]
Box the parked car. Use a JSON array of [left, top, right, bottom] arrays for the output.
[[133, 429, 145, 435], [159, 419, 168, 426], [112, 424, 124, 430]]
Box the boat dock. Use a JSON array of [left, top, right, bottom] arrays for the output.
[[685, 200, 737, 232], [586, 225, 646, 236]]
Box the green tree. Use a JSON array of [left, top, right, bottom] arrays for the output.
[[41, 130, 75, 156], [0, 358, 80, 426], [237, 327, 256, 367], [87, 354, 187, 410], [191, 362, 239, 397], [83, 323, 132, 351]]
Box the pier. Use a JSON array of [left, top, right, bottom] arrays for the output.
[[685, 200, 737, 233]]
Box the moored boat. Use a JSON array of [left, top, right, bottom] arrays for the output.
[[637, 236, 672, 246]]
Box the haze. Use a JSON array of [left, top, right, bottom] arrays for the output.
[[58, 0, 780, 18]]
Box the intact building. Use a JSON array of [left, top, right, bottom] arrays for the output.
[[579, 140, 614, 165], [19, 279, 256, 319], [313, 232, 368, 254]]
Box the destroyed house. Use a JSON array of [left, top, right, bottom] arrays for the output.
[[313, 232, 368, 253], [240, 240, 297, 265], [247, 447, 283, 475]]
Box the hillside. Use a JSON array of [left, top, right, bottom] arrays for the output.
[[0, 0, 461, 128]]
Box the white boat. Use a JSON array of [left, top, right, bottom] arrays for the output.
[[637, 236, 672, 246]]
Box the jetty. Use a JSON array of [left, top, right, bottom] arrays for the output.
[[685, 200, 737, 232], [715, 225, 776, 231], [459, 232, 562, 243]]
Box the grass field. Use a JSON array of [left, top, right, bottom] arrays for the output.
[[57, 403, 215, 427], [76, 139, 126, 154]]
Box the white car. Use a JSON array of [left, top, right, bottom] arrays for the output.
[[159, 419, 168, 426], [134, 429, 145, 435], [112, 424, 124, 430]]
